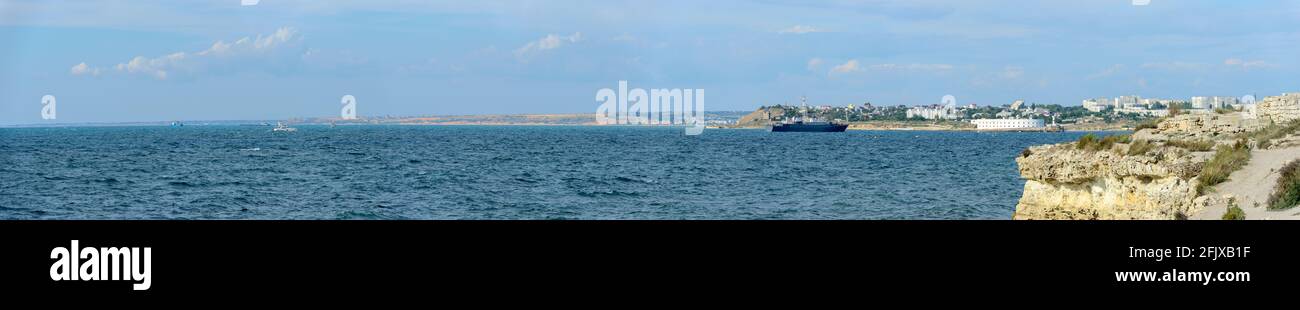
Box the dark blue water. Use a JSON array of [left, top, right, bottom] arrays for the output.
[[0, 126, 1094, 219]]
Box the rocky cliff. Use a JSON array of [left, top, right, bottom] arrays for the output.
[[734, 107, 782, 127], [1013, 141, 1206, 219], [1256, 92, 1300, 123], [1013, 93, 1299, 220]]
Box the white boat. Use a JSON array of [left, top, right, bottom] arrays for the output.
[[272, 122, 298, 132]]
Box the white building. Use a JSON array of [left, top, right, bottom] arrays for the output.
[[1213, 96, 1238, 109], [971, 118, 1046, 130], [1191, 96, 1209, 109], [1082, 98, 1112, 112], [1115, 95, 1142, 109], [1140, 98, 1184, 109], [1191, 96, 1239, 110]]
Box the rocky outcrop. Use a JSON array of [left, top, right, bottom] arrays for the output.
[[1256, 93, 1300, 123], [735, 107, 782, 127], [1013, 143, 1206, 220], [1138, 113, 1253, 141]]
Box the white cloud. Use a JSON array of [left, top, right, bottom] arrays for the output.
[[1224, 58, 1274, 70], [514, 32, 583, 60], [73, 27, 301, 80], [201, 40, 233, 56], [829, 59, 861, 75], [807, 58, 823, 71], [69, 62, 101, 76], [114, 52, 187, 80], [779, 25, 822, 34]]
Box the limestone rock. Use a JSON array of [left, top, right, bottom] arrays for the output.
[[1257, 93, 1300, 124], [1149, 113, 1250, 140], [1013, 144, 1203, 220]]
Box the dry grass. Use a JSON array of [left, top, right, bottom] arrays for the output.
[[1248, 119, 1300, 149], [1196, 139, 1252, 195]]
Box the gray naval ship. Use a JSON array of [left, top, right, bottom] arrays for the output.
[[770, 96, 848, 132]]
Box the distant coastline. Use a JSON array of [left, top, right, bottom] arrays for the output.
[[2, 107, 1138, 131]]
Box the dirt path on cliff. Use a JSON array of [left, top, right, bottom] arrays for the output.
[[1195, 145, 1300, 220]]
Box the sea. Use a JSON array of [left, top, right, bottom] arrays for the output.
[[0, 126, 1104, 220]]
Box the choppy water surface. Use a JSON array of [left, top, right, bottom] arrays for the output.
[[0, 126, 1096, 219]]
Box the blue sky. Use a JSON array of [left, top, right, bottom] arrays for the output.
[[1, 0, 1298, 124]]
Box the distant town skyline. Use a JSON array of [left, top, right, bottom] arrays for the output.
[[2, 0, 1299, 124]]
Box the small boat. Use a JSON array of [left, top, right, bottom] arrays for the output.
[[272, 122, 298, 132]]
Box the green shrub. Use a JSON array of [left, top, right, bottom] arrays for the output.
[[1214, 107, 1234, 114], [1169, 105, 1183, 116], [1076, 133, 1097, 150], [1020, 148, 1033, 158], [1267, 160, 1300, 210], [1222, 205, 1245, 220], [1196, 139, 1251, 195], [1166, 139, 1214, 152]]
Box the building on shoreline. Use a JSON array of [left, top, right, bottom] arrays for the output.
[[970, 118, 1046, 130]]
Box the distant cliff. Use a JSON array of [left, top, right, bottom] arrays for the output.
[[734, 107, 783, 128], [1013, 93, 1300, 220]]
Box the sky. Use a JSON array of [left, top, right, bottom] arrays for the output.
[[1, 0, 1298, 124]]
